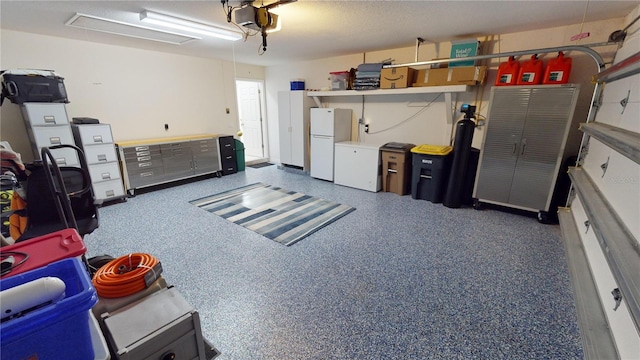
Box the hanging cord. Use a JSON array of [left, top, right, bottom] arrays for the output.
[[575, 0, 590, 45], [367, 93, 442, 135], [92, 253, 161, 298]]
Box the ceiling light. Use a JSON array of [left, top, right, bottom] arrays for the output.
[[140, 11, 242, 41], [66, 13, 199, 45]]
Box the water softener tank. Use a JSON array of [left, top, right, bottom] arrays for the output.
[[443, 117, 475, 208]]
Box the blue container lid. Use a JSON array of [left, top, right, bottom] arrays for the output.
[[0, 257, 98, 343]]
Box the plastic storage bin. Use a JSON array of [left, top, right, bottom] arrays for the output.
[[380, 142, 415, 195], [290, 79, 305, 90], [330, 71, 350, 90], [410, 145, 453, 203], [0, 228, 86, 278], [0, 257, 98, 360]]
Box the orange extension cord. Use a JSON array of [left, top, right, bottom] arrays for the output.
[[92, 253, 160, 298]]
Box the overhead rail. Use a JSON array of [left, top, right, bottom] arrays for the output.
[[384, 43, 612, 73]]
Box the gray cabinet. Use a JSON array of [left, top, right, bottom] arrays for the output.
[[473, 85, 579, 215], [117, 135, 221, 195], [72, 123, 126, 203], [20, 103, 79, 166]]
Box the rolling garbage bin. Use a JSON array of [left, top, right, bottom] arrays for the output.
[[380, 142, 415, 195], [234, 139, 245, 172], [410, 145, 453, 203]]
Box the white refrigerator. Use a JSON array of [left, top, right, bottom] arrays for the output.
[[310, 108, 352, 181]]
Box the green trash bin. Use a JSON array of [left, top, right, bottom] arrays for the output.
[[234, 139, 245, 171]]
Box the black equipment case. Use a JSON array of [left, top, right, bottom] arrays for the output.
[[0, 69, 69, 105]]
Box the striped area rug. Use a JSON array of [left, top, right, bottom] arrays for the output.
[[189, 183, 355, 246]]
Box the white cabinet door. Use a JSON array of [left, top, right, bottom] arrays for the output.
[[277, 91, 292, 165], [310, 135, 334, 181]]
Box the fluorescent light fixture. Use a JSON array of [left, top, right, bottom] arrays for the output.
[[140, 11, 242, 41], [66, 13, 199, 45]]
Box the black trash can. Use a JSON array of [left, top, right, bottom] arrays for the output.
[[410, 145, 453, 203], [234, 139, 245, 172]]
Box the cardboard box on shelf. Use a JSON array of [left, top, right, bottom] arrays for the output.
[[380, 67, 416, 89], [413, 66, 487, 87]]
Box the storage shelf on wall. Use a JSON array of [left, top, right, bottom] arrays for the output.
[[567, 166, 640, 334], [579, 122, 640, 165], [307, 85, 469, 97], [308, 85, 470, 124]]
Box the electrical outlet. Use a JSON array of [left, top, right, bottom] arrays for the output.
[[364, 124, 369, 133]]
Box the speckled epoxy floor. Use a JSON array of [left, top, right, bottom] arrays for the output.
[[84, 166, 583, 359]]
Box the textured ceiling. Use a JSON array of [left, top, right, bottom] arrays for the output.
[[1, 1, 637, 66]]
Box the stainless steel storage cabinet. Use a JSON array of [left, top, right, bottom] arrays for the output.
[[117, 135, 221, 196], [473, 84, 580, 219]]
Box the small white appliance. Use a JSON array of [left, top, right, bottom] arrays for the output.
[[310, 108, 352, 181]]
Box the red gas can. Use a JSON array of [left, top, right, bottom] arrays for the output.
[[543, 51, 572, 84], [495, 56, 520, 86], [517, 55, 543, 85]]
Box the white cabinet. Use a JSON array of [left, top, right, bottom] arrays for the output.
[[72, 124, 126, 203], [278, 91, 315, 170], [334, 141, 382, 192], [473, 84, 579, 218], [20, 103, 79, 166]]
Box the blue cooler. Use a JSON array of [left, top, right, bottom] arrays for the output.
[[0, 257, 98, 360]]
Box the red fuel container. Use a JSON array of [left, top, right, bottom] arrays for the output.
[[517, 55, 543, 85], [495, 56, 520, 86], [543, 51, 572, 84]]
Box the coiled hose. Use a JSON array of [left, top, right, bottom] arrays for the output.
[[92, 253, 160, 298]]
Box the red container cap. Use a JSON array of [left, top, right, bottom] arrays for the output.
[[517, 54, 543, 85], [1, 228, 86, 278], [543, 51, 572, 84]]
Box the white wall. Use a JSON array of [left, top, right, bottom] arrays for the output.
[[0, 29, 264, 162], [0, 16, 627, 165], [265, 17, 624, 164]]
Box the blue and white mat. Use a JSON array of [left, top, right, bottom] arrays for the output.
[[190, 183, 355, 246]]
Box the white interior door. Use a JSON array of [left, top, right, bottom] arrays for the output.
[[236, 80, 265, 159]]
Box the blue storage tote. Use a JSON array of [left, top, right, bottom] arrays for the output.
[[0, 257, 98, 360]]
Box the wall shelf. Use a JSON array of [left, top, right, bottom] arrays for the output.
[[579, 122, 640, 165], [307, 85, 470, 124], [567, 166, 640, 333], [307, 85, 469, 97]]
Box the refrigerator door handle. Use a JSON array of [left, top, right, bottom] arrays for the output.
[[312, 135, 333, 140]]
